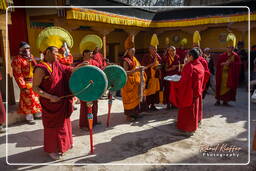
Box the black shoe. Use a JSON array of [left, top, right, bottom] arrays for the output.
[[178, 130, 194, 137], [171, 104, 177, 109], [135, 114, 143, 118], [223, 102, 231, 107], [166, 104, 171, 110], [150, 105, 158, 111], [198, 121, 202, 128], [126, 116, 136, 122], [214, 101, 221, 106], [95, 121, 101, 125], [26, 120, 36, 125]]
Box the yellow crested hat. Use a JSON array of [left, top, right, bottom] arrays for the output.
[[180, 38, 188, 46], [150, 33, 159, 48], [36, 26, 73, 52], [226, 33, 236, 48], [79, 34, 103, 54], [193, 31, 201, 47], [124, 35, 135, 50]]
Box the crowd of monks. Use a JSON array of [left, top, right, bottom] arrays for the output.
[[0, 28, 245, 160]]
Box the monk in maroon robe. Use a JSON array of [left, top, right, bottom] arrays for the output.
[[33, 46, 75, 160], [93, 47, 107, 70], [0, 72, 6, 133], [164, 46, 182, 109], [215, 47, 241, 106], [176, 48, 188, 64], [174, 48, 204, 136], [79, 50, 100, 130], [191, 47, 210, 124], [141, 46, 162, 111]]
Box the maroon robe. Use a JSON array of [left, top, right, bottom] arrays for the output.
[[0, 72, 5, 124], [176, 48, 188, 63], [215, 52, 241, 102], [198, 56, 210, 90], [93, 52, 106, 70], [198, 56, 210, 122], [79, 58, 100, 128], [164, 54, 181, 105], [174, 58, 204, 132], [35, 61, 74, 153], [141, 53, 162, 106]]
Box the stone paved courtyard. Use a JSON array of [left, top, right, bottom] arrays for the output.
[[0, 88, 255, 171]]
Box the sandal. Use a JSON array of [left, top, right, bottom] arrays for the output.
[[126, 116, 136, 122]]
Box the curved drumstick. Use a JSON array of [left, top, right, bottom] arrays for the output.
[[59, 80, 94, 99]]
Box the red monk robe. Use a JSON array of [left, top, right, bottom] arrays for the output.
[[164, 54, 181, 106], [141, 52, 162, 108], [174, 58, 204, 132], [93, 52, 106, 70], [198, 56, 210, 122], [215, 52, 241, 102], [176, 48, 188, 64], [0, 72, 6, 125], [35, 61, 74, 153], [79, 59, 100, 129], [57, 53, 73, 66]]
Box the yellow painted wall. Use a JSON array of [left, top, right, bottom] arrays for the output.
[[27, 27, 43, 57], [135, 31, 152, 50], [27, 23, 256, 60], [106, 30, 128, 54], [251, 28, 256, 47], [201, 28, 244, 51], [159, 30, 192, 49]]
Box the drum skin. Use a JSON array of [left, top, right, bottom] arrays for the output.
[[103, 65, 127, 91], [69, 65, 108, 101]]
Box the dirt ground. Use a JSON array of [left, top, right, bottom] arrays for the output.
[[0, 88, 255, 171]]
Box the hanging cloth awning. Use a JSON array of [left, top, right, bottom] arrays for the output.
[[66, 8, 256, 28]]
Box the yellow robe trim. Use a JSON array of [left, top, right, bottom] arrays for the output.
[[121, 56, 146, 110], [67, 9, 256, 28], [220, 65, 230, 96], [220, 55, 235, 96], [41, 61, 53, 73], [144, 58, 160, 96], [26, 62, 34, 89]]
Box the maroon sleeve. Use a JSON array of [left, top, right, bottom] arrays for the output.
[[141, 54, 151, 66], [227, 53, 241, 89], [176, 63, 193, 108]]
